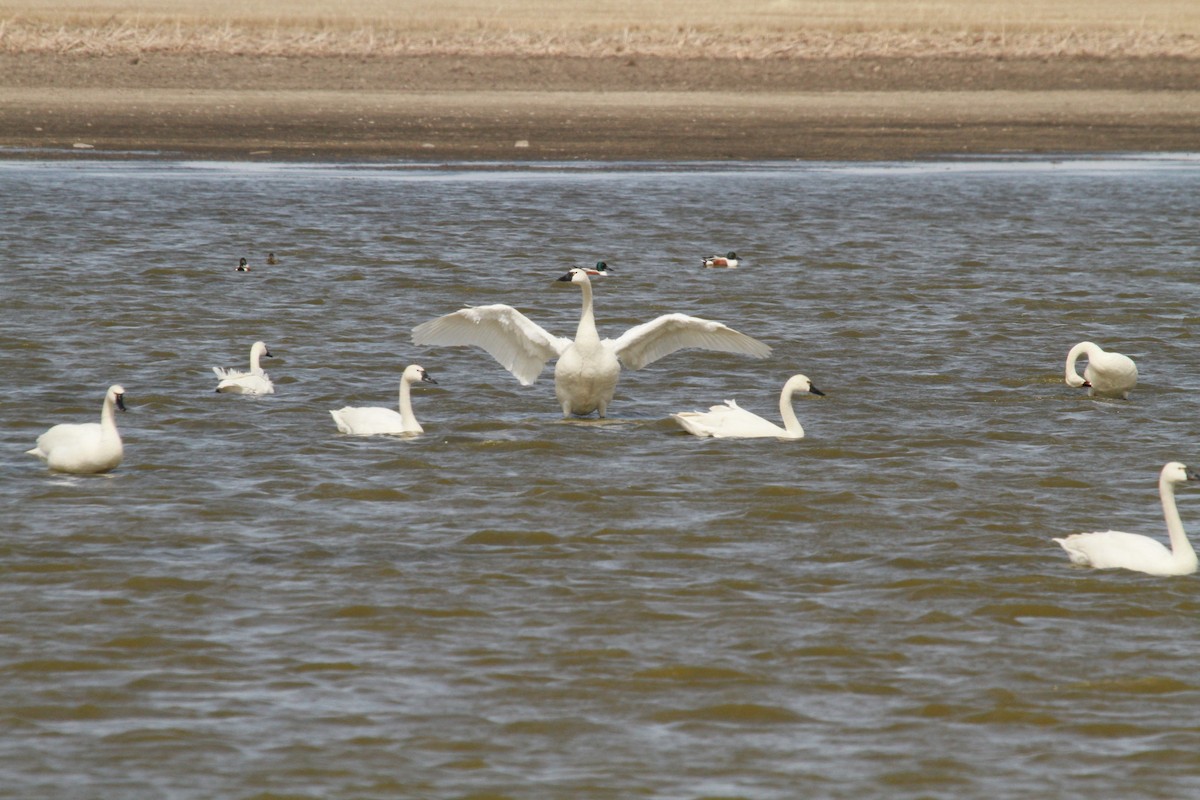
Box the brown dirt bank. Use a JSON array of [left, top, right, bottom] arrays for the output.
[[2, 53, 1198, 161]]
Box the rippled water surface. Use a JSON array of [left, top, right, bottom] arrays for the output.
[[4, 156, 1200, 799]]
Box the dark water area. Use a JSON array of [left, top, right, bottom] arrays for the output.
[[3, 156, 1200, 799]]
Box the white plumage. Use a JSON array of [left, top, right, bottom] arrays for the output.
[[1054, 462, 1199, 576], [27, 384, 127, 474], [412, 268, 770, 417], [213, 340, 275, 395], [330, 364, 438, 435], [672, 374, 824, 439], [1064, 341, 1137, 399]]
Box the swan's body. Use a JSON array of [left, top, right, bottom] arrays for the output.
[[213, 341, 274, 395], [27, 384, 126, 474], [411, 268, 771, 418], [1064, 341, 1137, 399], [330, 365, 438, 435], [236, 257, 250, 272], [703, 251, 739, 268], [1054, 462, 1200, 576], [672, 374, 824, 439], [583, 261, 611, 276]]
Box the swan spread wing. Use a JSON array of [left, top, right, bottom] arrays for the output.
[[412, 304, 571, 386], [609, 313, 771, 371]]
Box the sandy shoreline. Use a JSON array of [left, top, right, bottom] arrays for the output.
[[2, 53, 1199, 161]]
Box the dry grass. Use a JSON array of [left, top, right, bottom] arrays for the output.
[[3, 0, 1199, 58]]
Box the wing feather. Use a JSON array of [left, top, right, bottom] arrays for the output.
[[411, 304, 571, 386], [611, 313, 771, 371]]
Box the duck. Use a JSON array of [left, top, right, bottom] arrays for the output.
[[672, 374, 824, 439], [582, 261, 611, 276], [266, 252, 278, 265], [703, 251, 739, 268], [330, 365, 438, 435], [236, 257, 250, 272], [27, 384, 126, 474], [1054, 462, 1200, 576], [1064, 341, 1137, 399], [213, 341, 275, 395], [412, 268, 771, 418]]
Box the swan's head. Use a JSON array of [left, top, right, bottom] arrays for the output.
[[557, 268, 591, 286], [107, 384, 127, 412], [1162, 462, 1200, 485], [786, 374, 825, 397], [404, 364, 438, 385], [251, 341, 273, 359]]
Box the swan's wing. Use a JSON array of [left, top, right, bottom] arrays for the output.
[[331, 406, 409, 435], [411, 304, 571, 386], [610, 313, 771, 371], [672, 400, 784, 438]]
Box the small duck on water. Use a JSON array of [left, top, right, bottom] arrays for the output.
[[267, 252, 278, 265], [236, 257, 251, 272], [582, 261, 612, 277], [703, 251, 739, 268]]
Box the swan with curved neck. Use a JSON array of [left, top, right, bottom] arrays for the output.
[[27, 384, 126, 474], [1064, 341, 1137, 399], [330, 364, 438, 435], [672, 374, 824, 439], [412, 268, 771, 417], [213, 341, 275, 395], [1054, 462, 1200, 576]]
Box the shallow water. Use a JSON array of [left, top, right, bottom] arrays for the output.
[[3, 156, 1200, 799]]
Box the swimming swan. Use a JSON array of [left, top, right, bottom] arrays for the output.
[[330, 365, 438, 435], [672, 374, 824, 439], [27, 384, 126, 474], [411, 268, 771, 417], [213, 341, 274, 395], [1054, 461, 1200, 576], [1064, 341, 1137, 399]]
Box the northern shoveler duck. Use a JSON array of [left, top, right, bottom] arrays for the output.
[[236, 257, 251, 272], [583, 261, 611, 276], [703, 252, 739, 268]]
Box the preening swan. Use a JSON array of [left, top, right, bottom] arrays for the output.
[[330, 364, 438, 435], [213, 341, 274, 395], [411, 268, 771, 417], [1064, 341, 1137, 399], [672, 374, 824, 439], [703, 252, 739, 268], [1054, 462, 1200, 576], [27, 384, 126, 474]]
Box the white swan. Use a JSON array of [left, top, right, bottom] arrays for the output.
[[213, 341, 274, 395], [1054, 462, 1200, 576], [27, 384, 126, 474], [330, 364, 438, 435], [411, 268, 771, 417], [1064, 341, 1137, 399], [672, 374, 824, 439]]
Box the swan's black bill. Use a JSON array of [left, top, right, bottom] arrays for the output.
[[809, 384, 826, 397], [1187, 466, 1200, 481], [115, 394, 127, 412], [557, 272, 574, 282], [421, 371, 438, 385]]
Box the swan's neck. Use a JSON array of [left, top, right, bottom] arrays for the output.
[[398, 378, 417, 426], [1064, 342, 1095, 387], [574, 280, 601, 344], [250, 350, 263, 374], [1160, 476, 1197, 566], [779, 384, 804, 436], [100, 395, 121, 440]]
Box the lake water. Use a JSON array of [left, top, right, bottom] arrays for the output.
[[3, 156, 1200, 799]]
